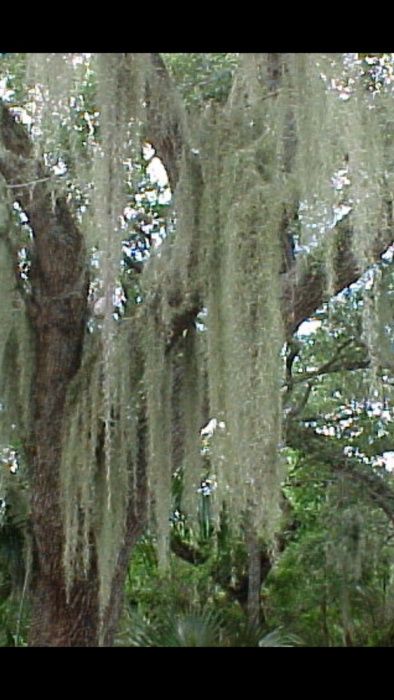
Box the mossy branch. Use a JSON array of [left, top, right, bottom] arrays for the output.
[[282, 216, 394, 335]]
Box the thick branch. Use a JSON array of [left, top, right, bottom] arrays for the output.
[[282, 215, 394, 334], [288, 338, 370, 388]]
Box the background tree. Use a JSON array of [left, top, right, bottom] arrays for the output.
[[0, 53, 393, 646]]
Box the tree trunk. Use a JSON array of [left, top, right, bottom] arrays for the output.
[[0, 99, 150, 646], [28, 317, 101, 645], [25, 197, 148, 645], [25, 195, 99, 645]]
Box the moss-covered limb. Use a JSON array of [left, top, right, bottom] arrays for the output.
[[144, 53, 189, 193], [282, 214, 394, 335], [287, 425, 394, 526]]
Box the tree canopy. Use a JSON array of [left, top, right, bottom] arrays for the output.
[[0, 52, 393, 646]]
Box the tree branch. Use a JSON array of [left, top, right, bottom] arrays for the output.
[[293, 358, 371, 385], [282, 214, 394, 334], [288, 338, 370, 387]]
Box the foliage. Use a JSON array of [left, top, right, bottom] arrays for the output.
[[118, 534, 302, 647], [0, 52, 393, 646], [163, 53, 239, 108], [0, 496, 30, 646]]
